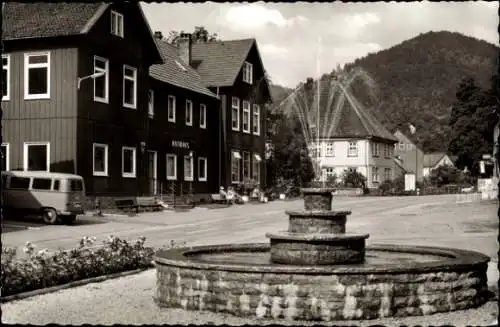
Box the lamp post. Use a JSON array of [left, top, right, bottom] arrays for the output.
[[409, 123, 418, 192], [77, 71, 105, 89]]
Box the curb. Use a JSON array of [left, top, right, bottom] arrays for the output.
[[1, 267, 152, 303]]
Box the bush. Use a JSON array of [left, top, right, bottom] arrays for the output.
[[341, 169, 367, 189], [1, 236, 185, 297]]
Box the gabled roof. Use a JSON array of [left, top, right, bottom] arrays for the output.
[[423, 152, 450, 168], [191, 39, 255, 87], [292, 74, 397, 142], [3, 2, 162, 64], [3, 2, 107, 40], [149, 40, 218, 99]]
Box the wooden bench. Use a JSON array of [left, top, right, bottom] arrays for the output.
[[114, 198, 139, 214], [136, 197, 163, 212], [210, 194, 231, 205]]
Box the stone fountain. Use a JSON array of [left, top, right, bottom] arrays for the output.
[[154, 188, 491, 322]]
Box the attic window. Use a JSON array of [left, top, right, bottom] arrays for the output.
[[111, 11, 124, 38], [242, 61, 253, 84], [176, 61, 187, 72]]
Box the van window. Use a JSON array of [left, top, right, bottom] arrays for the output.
[[32, 178, 52, 190], [10, 177, 30, 189], [70, 179, 83, 191], [1, 175, 7, 188], [53, 180, 61, 191]]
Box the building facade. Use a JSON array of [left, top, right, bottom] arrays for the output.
[[393, 129, 425, 181], [422, 153, 456, 177]]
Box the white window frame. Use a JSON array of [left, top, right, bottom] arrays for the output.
[[253, 104, 260, 135], [121, 146, 136, 178], [2, 54, 10, 101], [185, 100, 193, 126], [92, 143, 108, 176], [372, 167, 379, 182], [24, 52, 50, 100], [232, 97, 240, 131], [23, 141, 50, 172], [325, 142, 334, 157], [166, 154, 177, 180], [198, 157, 207, 182], [252, 154, 261, 182], [242, 101, 251, 133], [1, 143, 10, 171], [199, 103, 207, 129], [242, 151, 251, 180], [93, 56, 109, 103], [110, 10, 124, 38], [148, 89, 154, 118], [347, 141, 358, 157], [384, 168, 392, 181], [184, 155, 194, 181], [243, 61, 253, 84], [122, 65, 137, 109], [231, 150, 241, 183], [168, 95, 176, 122]]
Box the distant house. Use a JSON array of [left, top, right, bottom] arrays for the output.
[[422, 152, 456, 177], [189, 38, 273, 189], [305, 75, 398, 189], [393, 129, 425, 181]]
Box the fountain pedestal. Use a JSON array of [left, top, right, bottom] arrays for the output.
[[266, 188, 369, 265]]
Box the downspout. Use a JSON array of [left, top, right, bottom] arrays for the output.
[[217, 87, 221, 189], [365, 138, 369, 188]]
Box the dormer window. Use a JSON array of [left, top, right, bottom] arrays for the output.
[[111, 11, 124, 38], [242, 61, 253, 84]]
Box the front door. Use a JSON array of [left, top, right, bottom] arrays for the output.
[[147, 151, 157, 195]]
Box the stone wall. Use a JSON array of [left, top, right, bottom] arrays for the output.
[[154, 263, 489, 321]]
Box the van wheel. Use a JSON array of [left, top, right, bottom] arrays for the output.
[[62, 215, 76, 224], [43, 208, 60, 225]]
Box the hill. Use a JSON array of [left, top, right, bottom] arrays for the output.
[[270, 31, 498, 152]]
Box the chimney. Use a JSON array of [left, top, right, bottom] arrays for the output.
[[178, 33, 192, 66], [154, 31, 163, 40]]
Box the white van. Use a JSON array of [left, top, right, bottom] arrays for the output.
[[1, 171, 86, 224]]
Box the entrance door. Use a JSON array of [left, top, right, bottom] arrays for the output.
[[147, 151, 157, 195]]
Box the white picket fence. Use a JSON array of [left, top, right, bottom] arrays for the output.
[[455, 192, 487, 204]]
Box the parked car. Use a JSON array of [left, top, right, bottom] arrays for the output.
[[1, 171, 86, 224]]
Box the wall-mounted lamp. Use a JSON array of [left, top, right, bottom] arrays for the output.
[[189, 151, 194, 157], [77, 72, 106, 90], [140, 141, 147, 153]]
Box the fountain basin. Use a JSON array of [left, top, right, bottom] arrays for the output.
[[286, 210, 351, 234], [154, 243, 490, 321], [266, 232, 369, 265]]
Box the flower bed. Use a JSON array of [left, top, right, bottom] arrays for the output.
[[1, 236, 184, 297]]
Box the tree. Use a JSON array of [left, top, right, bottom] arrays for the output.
[[448, 76, 498, 175], [167, 26, 219, 45]]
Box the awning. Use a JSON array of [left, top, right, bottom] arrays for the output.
[[254, 154, 262, 162], [232, 151, 242, 159]]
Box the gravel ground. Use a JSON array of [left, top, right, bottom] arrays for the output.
[[2, 269, 498, 326]]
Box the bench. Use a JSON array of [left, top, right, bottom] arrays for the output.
[[210, 194, 231, 205], [136, 197, 164, 212], [114, 198, 139, 214]]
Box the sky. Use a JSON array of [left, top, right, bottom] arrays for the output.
[[141, 1, 498, 88]]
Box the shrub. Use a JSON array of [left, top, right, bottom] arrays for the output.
[[1, 236, 185, 297], [341, 169, 367, 189]]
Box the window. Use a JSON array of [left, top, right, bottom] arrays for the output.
[[1, 143, 9, 171], [231, 150, 241, 183], [372, 142, 380, 157], [93, 143, 108, 176], [148, 90, 154, 117], [242, 61, 253, 84], [168, 95, 176, 122], [242, 151, 251, 180], [200, 104, 207, 128], [10, 177, 30, 190], [347, 141, 358, 157], [122, 146, 136, 178], [253, 104, 260, 135], [70, 179, 83, 191], [24, 52, 50, 99], [166, 154, 177, 180], [32, 178, 52, 190], [53, 180, 61, 191], [232, 97, 240, 131], [123, 65, 137, 108], [94, 56, 109, 103], [398, 143, 405, 151], [325, 168, 335, 178], [242, 101, 250, 133], [185, 100, 193, 126], [110, 11, 124, 38], [252, 154, 261, 182], [325, 142, 334, 157], [198, 157, 207, 182], [2, 55, 9, 101], [24, 142, 50, 172], [384, 144, 390, 158], [184, 155, 194, 181], [372, 167, 379, 182], [384, 168, 392, 181]]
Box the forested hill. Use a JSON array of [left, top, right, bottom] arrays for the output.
[[269, 31, 498, 152]]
